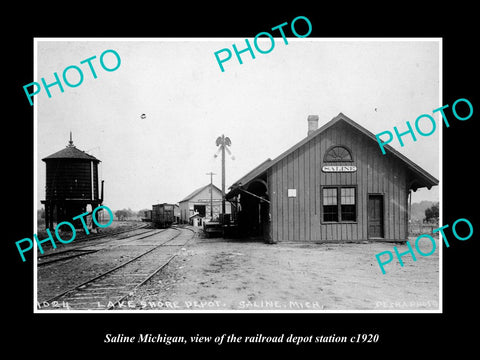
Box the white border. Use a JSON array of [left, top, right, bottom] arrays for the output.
[[33, 37, 443, 314], [33, 38, 39, 305]]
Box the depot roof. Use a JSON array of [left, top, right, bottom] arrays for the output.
[[179, 183, 222, 203], [228, 112, 439, 196]]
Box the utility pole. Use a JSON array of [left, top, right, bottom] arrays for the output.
[[206, 172, 216, 219]]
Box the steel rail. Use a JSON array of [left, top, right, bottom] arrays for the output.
[[41, 228, 182, 306], [106, 227, 197, 310], [37, 228, 164, 263]]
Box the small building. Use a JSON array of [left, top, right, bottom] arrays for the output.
[[179, 183, 231, 224], [226, 113, 438, 243], [190, 213, 203, 227]]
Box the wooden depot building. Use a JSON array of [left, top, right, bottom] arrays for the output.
[[226, 113, 439, 243]]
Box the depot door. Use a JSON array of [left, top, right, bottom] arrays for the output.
[[368, 194, 384, 238]]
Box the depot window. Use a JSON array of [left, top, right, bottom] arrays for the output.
[[322, 186, 356, 222], [324, 146, 353, 162]]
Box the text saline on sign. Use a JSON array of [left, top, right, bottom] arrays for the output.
[[322, 165, 357, 172]]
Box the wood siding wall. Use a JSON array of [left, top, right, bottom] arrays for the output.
[[46, 160, 99, 200], [269, 121, 409, 242]]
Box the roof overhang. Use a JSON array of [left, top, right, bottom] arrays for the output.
[[226, 113, 439, 199]]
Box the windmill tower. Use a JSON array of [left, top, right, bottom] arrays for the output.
[[214, 134, 234, 222]]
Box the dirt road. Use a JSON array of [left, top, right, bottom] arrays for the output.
[[124, 232, 440, 311]]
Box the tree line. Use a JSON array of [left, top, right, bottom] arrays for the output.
[[37, 207, 150, 221]]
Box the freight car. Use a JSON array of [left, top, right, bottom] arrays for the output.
[[141, 210, 152, 222], [152, 203, 175, 228]]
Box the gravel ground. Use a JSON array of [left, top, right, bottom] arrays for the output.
[[123, 231, 440, 312]]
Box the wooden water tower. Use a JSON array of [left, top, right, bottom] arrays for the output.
[[41, 133, 104, 230]]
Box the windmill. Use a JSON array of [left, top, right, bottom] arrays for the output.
[[214, 134, 234, 221]]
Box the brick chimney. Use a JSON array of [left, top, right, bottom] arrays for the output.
[[307, 115, 319, 136]]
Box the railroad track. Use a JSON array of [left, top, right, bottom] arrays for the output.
[[74, 222, 150, 242], [37, 249, 100, 266], [37, 228, 164, 266], [39, 227, 194, 310], [35, 222, 150, 255]]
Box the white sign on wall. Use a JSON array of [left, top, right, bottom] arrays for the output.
[[322, 165, 357, 173]]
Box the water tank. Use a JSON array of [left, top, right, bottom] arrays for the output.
[[41, 133, 102, 227]]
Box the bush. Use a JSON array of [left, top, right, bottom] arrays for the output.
[[424, 203, 439, 223]]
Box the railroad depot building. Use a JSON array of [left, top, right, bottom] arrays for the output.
[[226, 113, 438, 243]]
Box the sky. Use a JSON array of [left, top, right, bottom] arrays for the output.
[[35, 38, 441, 211]]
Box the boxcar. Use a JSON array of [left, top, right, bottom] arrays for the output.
[[152, 203, 175, 228], [142, 210, 152, 222]]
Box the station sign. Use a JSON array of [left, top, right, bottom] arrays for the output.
[[322, 165, 357, 173]]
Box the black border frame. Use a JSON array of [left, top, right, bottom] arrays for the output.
[[6, 5, 479, 355]]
